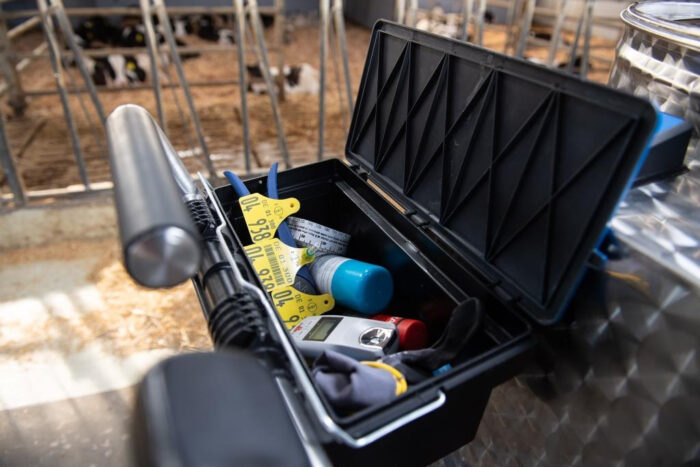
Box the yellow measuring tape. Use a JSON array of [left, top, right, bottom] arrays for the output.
[[361, 361, 408, 396]]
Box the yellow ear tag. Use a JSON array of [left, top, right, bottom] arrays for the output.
[[136, 33, 144, 43], [243, 238, 314, 291], [127, 61, 136, 70], [271, 286, 335, 329], [239, 193, 300, 243]]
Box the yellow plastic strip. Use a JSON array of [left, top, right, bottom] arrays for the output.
[[243, 238, 315, 292], [239, 193, 300, 243], [271, 286, 335, 329], [361, 361, 408, 396]]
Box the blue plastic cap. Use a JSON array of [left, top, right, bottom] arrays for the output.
[[330, 259, 393, 314]]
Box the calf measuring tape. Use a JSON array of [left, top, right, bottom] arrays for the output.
[[239, 193, 335, 327], [287, 217, 350, 256]]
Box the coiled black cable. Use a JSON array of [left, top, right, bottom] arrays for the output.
[[187, 197, 269, 349], [207, 292, 268, 348], [187, 198, 218, 241]]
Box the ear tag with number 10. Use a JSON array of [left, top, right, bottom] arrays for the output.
[[243, 238, 315, 292], [271, 286, 335, 329], [239, 193, 300, 243]]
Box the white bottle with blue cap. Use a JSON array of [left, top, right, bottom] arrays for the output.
[[309, 255, 394, 315]]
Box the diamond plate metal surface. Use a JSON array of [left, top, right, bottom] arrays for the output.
[[435, 4, 700, 464], [444, 249, 700, 466]]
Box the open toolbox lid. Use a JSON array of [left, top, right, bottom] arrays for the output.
[[346, 21, 658, 325]]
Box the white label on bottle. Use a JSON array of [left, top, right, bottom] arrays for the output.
[[308, 255, 349, 294], [287, 217, 350, 256]]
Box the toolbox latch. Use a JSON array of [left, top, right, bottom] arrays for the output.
[[586, 229, 623, 270], [587, 249, 608, 271]]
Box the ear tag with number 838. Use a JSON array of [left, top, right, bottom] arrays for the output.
[[271, 286, 335, 329], [243, 238, 315, 292], [239, 193, 300, 243]]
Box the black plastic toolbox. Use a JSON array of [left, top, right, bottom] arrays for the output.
[[194, 21, 657, 466]]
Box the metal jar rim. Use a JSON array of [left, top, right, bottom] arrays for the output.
[[621, 1, 700, 51]]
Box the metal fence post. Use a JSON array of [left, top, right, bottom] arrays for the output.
[[407, 0, 418, 27], [274, 0, 286, 102], [395, 0, 406, 24], [248, 0, 291, 169], [580, 0, 595, 78], [502, 0, 518, 52], [0, 114, 27, 205], [461, 0, 473, 42], [233, 0, 253, 174], [475, 0, 486, 46], [318, 0, 329, 161], [332, 0, 353, 116], [566, 0, 587, 74], [0, 8, 27, 117], [152, 0, 216, 178], [37, 0, 91, 189], [515, 0, 536, 58], [547, 0, 568, 66], [139, 0, 167, 133], [51, 0, 106, 125]]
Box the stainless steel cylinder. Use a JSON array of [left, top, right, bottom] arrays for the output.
[[106, 104, 202, 288], [609, 1, 700, 157]]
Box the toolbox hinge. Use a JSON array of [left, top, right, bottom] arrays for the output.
[[348, 163, 369, 180], [403, 209, 430, 228], [492, 283, 519, 306]]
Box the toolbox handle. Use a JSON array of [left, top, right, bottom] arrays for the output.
[[106, 105, 201, 288], [198, 174, 447, 449], [338, 390, 447, 448]]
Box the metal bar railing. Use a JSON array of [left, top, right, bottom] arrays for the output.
[[462, 0, 473, 42], [318, 0, 329, 161], [0, 5, 278, 20], [248, 0, 290, 169], [0, 113, 26, 205], [152, 0, 215, 178], [547, 0, 568, 66], [20, 79, 241, 96], [0, 1, 289, 206], [0, 8, 27, 115], [52, 0, 106, 125], [333, 0, 353, 117], [139, 0, 167, 133], [233, 0, 252, 175], [515, 0, 536, 57], [580, 0, 595, 78], [37, 0, 91, 190], [14, 44, 279, 59], [475, 0, 486, 46]]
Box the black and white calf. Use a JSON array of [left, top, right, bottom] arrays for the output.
[[73, 16, 122, 48], [246, 63, 320, 96], [85, 54, 149, 88]]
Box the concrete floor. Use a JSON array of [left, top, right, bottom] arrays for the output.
[[0, 198, 210, 465], [0, 389, 134, 466]]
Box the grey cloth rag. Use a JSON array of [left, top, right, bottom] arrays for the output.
[[312, 350, 398, 410]]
